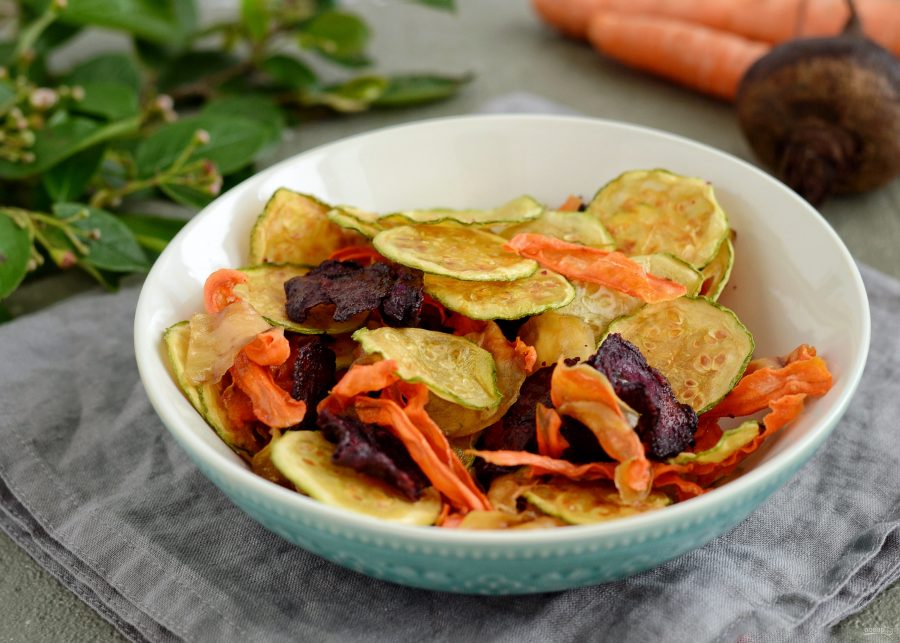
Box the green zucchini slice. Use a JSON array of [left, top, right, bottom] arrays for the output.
[[631, 253, 704, 296], [270, 431, 442, 525], [605, 297, 754, 413], [699, 236, 734, 301], [586, 169, 729, 269], [326, 206, 383, 238], [381, 195, 543, 227], [237, 264, 368, 335], [353, 326, 502, 410], [163, 321, 258, 459], [523, 480, 671, 525], [373, 224, 538, 282], [249, 189, 362, 265], [555, 280, 643, 338], [422, 269, 575, 320], [669, 420, 759, 465], [498, 209, 615, 249]]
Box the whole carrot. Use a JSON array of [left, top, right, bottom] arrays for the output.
[[532, 0, 900, 56], [586, 12, 771, 101]]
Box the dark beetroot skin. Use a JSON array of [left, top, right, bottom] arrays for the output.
[[736, 2, 900, 205], [290, 336, 336, 430], [318, 409, 429, 501], [588, 333, 696, 459], [284, 260, 425, 326]]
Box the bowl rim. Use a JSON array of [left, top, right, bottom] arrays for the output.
[[134, 113, 871, 545]]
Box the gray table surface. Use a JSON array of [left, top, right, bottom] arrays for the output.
[[2, 1, 899, 641]]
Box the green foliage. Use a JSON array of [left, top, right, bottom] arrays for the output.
[[0, 0, 465, 317]]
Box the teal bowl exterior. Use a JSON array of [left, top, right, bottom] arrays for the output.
[[164, 412, 832, 594], [135, 115, 870, 595]]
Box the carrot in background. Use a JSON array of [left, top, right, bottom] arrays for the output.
[[586, 12, 770, 101], [203, 268, 248, 313], [532, 0, 900, 56]]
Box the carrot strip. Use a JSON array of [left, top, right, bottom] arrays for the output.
[[531, 0, 900, 57], [397, 382, 491, 509], [692, 415, 724, 452], [468, 449, 617, 481], [514, 338, 538, 375], [505, 233, 686, 303], [535, 403, 569, 459], [587, 11, 770, 101], [557, 194, 583, 211], [652, 471, 707, 500], [355, 396, 489, 512], [243, 328, 290, 366], [203, 269, 248, 314], [317, 360, 399, 414], [707, 356, 832, 419], [231, 352, 307, 429], [445, 312, 488, 336], [328, 245, 386, 265]]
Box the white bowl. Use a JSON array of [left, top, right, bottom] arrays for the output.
[[134, 115, 869, 594]]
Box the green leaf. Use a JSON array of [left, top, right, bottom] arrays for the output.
[[53, 203, 149, 272], [55, 0, 195, 45], [0, 80, 16, 112], [118, 212, 186, 253], [304, 75, 388, 112], [241, 0, 270, 42], [159, 183, 214, 209], [0, 214, 31, 299], [73, 82, 140, 120], [42, 146, 105, 202], [201, 95, 284, 148], [157, 50, 240, 92], [374, 73, 471, 107], [135, 114, 268, 177], [408, 0, 455, 10], [0, 115, 140, 180], [297, 11, 371, 67], [260, 54, 318, 91], [65, 53, 141, 92]]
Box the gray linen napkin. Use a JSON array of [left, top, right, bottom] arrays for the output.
[[2, 96, 900, 643]]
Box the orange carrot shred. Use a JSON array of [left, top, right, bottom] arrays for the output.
[[557, 194, 583, 211], [445, 312, 488, 336], [355, 396, 489, 512], [504, 233, 686, 303], [468, 449, 617, 481], [231, 352, 307, 429], [707, 356, 832, 419], [317, 360, 399, 414], [397, 382, 491, 509], [535, 403, 569, 459], [514, 338, 538, 375], [204, 269, 248, 314], [243, 328, 290, 366]]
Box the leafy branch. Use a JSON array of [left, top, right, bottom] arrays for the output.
[[0, 0, 466, 314]]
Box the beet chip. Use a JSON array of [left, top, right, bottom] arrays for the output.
[[380, 266, 424, 327], [284, 260, 424, 326], [318, 409, 430, 501], [588, 333, 696, 459], [290, 336, 337, 430], [285, 260, 394, 323]]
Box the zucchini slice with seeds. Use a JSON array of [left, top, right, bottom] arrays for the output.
[[604, 297, 754, 413], [270, 431, 442, 525], [669, 420, 759, 465], [249, 189, 363, 265], [373, 224, 538, 282], [326, 206, 383, 238], [586, 169, 729, 269], [555, 280, 643, 338], [523, 480, 671, 525], [353, 326, 502, 410], [423, 269, 575, 320], [237, 264, 368, 335]]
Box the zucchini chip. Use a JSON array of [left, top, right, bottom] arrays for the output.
[[699, 236, 735, 301], [498, 209, 615, 249], [523, 480, 671, 525], [381, 195, 543, 227], [587, 169, 729, 269]]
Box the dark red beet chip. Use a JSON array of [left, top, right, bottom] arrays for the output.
[[379, 266, 423, 327], [317, 409, 430, 501], [290, 336, 337, 430], [588, 333, 696, 459]]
